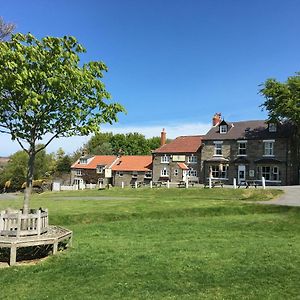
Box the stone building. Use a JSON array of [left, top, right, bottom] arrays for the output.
[[201, 113, 298, 185], [152, 129, 203, 183], [71, 155, 152, 187], [112, 155, 152, 187], [71, 155, 118, 187]]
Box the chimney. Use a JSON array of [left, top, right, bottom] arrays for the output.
[[160, 128, 166, 146], [212, 113, 221, 126]]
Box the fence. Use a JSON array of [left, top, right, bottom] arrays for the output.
[[0, 209, 48, 237]]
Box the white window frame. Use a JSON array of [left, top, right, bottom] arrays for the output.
[[214, 141, 223, 156], [96, 165, 105, 174], [160, 168, 169, 177], [75, 169, 82, 176], [187, 155, 197, 164], [116, 171, 123, 177], [132, 171, 138, 178], [161, 155, 170, 163], [188, 168, 197, 177], [263, 140, 275, 156], [220, 125, 227, 134], [79, 158, 87, 164], [237, 141, 247, 156], [211, 165, 219, 178], [174, 169, 179, 176], [144, 171, 152, 178]]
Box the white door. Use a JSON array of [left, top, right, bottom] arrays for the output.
[[238, 165, 246, 183], [182, 170, 187, 182]]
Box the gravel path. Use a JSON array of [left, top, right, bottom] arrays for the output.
[[258, 186, 300, 207]]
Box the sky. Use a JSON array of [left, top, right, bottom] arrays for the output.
[[1, 0, 300, 156]]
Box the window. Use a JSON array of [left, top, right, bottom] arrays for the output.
[[264, 140, 274, 156], [209, 165, 228, 179], [220, 125, 227, 134], [75, 169, 82, 176], [272, 166, 279, 181], [211, 166, 219, 178], [268, 123, 277, 132], [132, 171, 138, 178], [174, 169, 179, 176], [214, 142, 223, 156], [161, 155, 170, 163], [160, 168, 169, 177], [258, 166, 280, 181], [96, 165, 104, 174], [188, 168, 197, 177], [116, 171, 123, 177], [188, 155, 197, 163], [145, 171, 152, 178], [79, 158, 87, 164], [220, 165, 228, 179], [238, 142, 247, 156]]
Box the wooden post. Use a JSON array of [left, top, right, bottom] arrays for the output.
[[37, 210, 41, 235], [167, 180, 170, 188], [209, 177, 212, 189], [121, 182, 124, 189], [16, 211, 21, 238], [10, 245, 17, 266], [53, 240, 58, 254], [233, 178, 237, 189], [99, 182, 102, 189], [0, 210, 4, 233], [150, 181, 153, 188], [185, 180, 189, 189], [135, 181, 138, 189]]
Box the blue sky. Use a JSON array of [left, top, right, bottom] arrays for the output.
[[1, 0, 300, 156]]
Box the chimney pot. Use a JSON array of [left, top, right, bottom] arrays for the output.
[[212, 113, 222, 126], [160, 128, 166, 146]]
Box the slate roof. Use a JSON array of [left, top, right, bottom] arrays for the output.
[[153, 135, 203, 153], [204, 120, 293, 140], [111, 156, 152, 172], [71, 155, 117, 169]]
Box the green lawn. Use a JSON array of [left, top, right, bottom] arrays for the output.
[[0, 188, 299, 299]]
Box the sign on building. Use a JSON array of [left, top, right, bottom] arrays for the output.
[[105, 168, 112, 178], [172, 155, 186, 162]]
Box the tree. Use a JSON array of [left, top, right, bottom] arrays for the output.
[[0, 17, 15, 41], [0, 33, 124, 213], [0, 148, 55, 191], [260, 72, 300, 129]]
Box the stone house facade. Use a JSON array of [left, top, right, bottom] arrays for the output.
[[71, 155, 152, 187], [152, 129, 203, 183], [201, 114, 298, 185], [112, 155, 152, 186], [71, 155, 118, 187]]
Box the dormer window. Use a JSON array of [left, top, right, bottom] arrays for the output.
[[96, 165, 105, 174], [220, 125, 227, 134], [79, 158, 87, 164], [219, 120, 229, 134], [268, 123, 277, 132]]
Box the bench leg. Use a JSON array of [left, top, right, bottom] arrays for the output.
[[10, 245, 17, 266]]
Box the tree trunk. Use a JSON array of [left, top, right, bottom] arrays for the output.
[[23, 150, 35, 214]]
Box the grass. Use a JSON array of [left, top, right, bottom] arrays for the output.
[[0, 187, 299, 299]]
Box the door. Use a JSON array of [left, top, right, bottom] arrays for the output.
[[238, 165, 246, 183]]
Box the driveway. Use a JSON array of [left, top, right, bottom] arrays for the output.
[[258, 186, 300, 207]]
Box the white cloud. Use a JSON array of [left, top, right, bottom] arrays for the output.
[[0, 122, 211, 157]]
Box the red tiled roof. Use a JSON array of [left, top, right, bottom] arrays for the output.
[[112, 156, 152, 172], [71, 155, 117, 169], [177, 163, 189, 170], [153, 135, 203, 153]]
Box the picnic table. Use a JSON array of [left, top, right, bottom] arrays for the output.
[[238, 180, 258, 188], [204, 179, 224, 188]]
